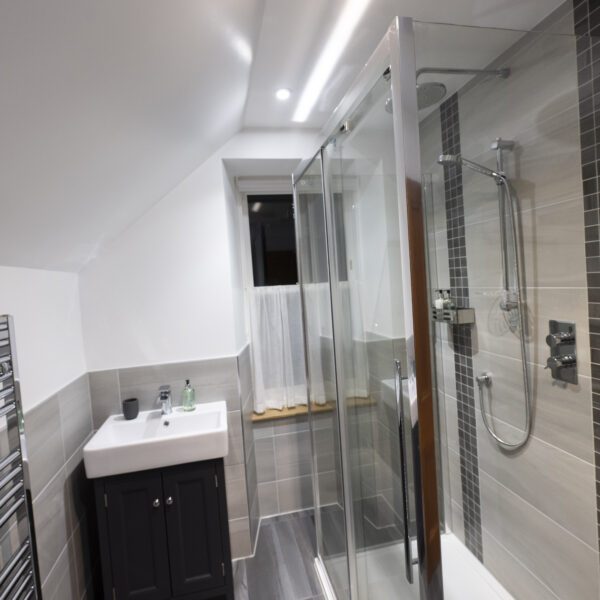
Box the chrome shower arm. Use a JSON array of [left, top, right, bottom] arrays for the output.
[[416, 67, 510, 80]]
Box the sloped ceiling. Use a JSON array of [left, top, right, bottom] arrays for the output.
[[0, 0, 564, 272], [0, 0, 266, 271]]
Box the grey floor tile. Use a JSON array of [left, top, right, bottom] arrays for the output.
[[233, 510, 322, 600]]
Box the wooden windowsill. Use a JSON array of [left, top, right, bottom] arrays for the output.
[[252, 402, 334, 422], [251, 396, 376, 422]]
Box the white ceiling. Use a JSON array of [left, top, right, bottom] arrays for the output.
[[0, 0, 564, 271], [243, 0, 566, 129]]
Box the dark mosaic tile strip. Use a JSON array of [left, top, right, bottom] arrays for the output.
[[573, 0, 600, 555], [440, 93, 483, 561]]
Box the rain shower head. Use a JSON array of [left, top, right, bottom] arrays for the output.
[[384, 81, 447, 114], [417, 82, 447, 109], [437, 154, 502, 180]]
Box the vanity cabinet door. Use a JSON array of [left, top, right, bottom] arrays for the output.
[[105, 470, 171, 600], [163, 462, 225, 596]]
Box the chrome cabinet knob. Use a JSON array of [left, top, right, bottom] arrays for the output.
[[152, 498, 160, 508], [166, 496, 174, 506]]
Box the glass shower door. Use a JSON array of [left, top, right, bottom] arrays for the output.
[[294, 154, 351, 598], [323, 73, 419, 599]]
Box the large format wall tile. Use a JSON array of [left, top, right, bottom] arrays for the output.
[[58, 374, 93, 459], [26, 374, 97, 597], [118, 357, 239, 412], [88, 369, 120, 429], [422, 6, 599, 597], [477, 412, 597, 548], [465, 198, 587, 289], [480, 471, 600, 600], [482, 528, 560, 600], [472, 351, 593, 461], [469, 286, 590, 376], [33, 469, 69, 582], [25, 395, 64, 498]]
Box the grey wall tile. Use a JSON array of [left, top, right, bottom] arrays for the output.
[[88, 369, 120, 429], [258, 481, 279, 517], [25, 395, 64, 498], [225, 410, 244, 466], [480, 471, 600, 600], [118, 357, 237, 388], [41, 543, 78, 600], [249, 492, 260, 549], [195, 381, 240, 412], [482, 528, 560, 600], [277, 476, 314, 514], [69, 512, 99, 599], [229, 517, 252, 560], [58, 374, 93, 460], [317, 471, 339, 506], [465, 197, 586, 289], [470, 286, 591, 377], [255, 437, 276, 484], [450, 500, 465, 544], [270, 415, 309, 435], [253, 421, 274, 439], [33, 468, 69, 582], [477, 409, 597, 549], [64, 444, 94, 538], [225, 463, 250, 521], [472, 351, 594, 461], [119, 378, 240, 413], [237, 344, 253, 400], [245, 444, 257, 502], [274, 431, 312, 480]]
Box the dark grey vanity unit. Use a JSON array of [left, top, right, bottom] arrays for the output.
[[93, 458, 233, 600]]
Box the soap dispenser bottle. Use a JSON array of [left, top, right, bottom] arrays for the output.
[[181, 379, 196, 411]]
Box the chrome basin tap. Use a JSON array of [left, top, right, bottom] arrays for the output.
[[157, 385, 173, 415]]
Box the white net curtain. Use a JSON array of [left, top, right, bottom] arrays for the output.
[[249, 285, 308, 413]]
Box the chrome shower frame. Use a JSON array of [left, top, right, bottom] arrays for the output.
[[294, 16, 443, 600]]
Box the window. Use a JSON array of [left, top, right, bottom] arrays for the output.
[[247, 194, 298, 286]]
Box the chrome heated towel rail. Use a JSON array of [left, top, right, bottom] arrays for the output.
[[0, 316, 38, 599]]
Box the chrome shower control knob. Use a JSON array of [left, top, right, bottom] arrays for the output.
[[166, 496, 173, 506], [545, 332, 574, 347], [152, 498, 160, 508]]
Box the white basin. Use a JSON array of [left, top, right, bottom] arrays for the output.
[[83, 400, 228, 478]]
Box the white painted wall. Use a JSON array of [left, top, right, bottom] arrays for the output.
[[0, 266, 87, 411], [80, 128, 317, 371]]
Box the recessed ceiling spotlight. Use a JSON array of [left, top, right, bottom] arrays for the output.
[[276, 88, 291, 101]]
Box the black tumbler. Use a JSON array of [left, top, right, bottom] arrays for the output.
[[122, 398, 139, 420]]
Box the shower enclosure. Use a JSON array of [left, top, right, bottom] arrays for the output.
[[295, 7, 598, 600], [294, 18, 441, 600]]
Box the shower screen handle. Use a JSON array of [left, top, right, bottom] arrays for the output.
[[394, 359, 414, 584]]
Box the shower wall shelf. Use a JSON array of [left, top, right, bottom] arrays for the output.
[[431, 307, 475, 325]]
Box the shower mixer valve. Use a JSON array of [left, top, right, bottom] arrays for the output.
[[545, 320, 577, 384]]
